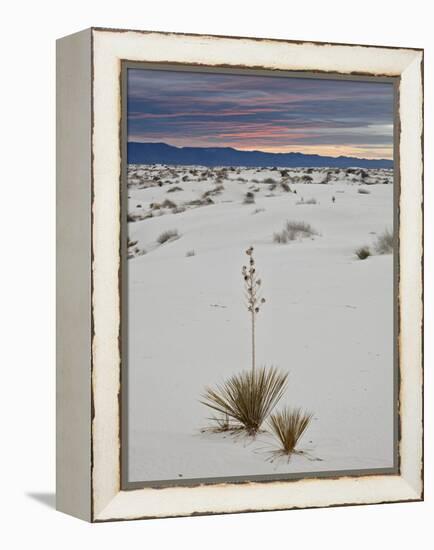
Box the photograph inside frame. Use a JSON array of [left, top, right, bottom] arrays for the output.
[[122, 64, 399, 487]]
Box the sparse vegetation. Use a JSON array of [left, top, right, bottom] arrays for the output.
[[374, 228, 394, 254], [358, 187, 370, 194], [296, 197, 317, 205], [274, 221, 318, 243], [202, 367, 288, 436], [252, 208, 265, 215], [172, 205, 186, 214], [355, 246, 371, 260], [243, 191, 255, 204], [268, 408, 313, 456], [167, 186, 184, 193], [157, 229, 180, 244], [186, 250, 196, 257]]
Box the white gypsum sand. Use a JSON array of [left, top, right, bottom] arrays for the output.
[[126, 165, 394, 482]]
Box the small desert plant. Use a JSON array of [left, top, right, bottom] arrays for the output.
[[186, 249, 196, 257], [243, 191, 255, 204], [167, 186, 184, 193], [273, 230, 289, 244], [263, 177, 277, 184], [202, 367, 288, 436], [358, 187, 370, 194], [268, 407, 313, 456], [355, 246, 371, 260], [252, 208, 265, 215], [161, 199, 177, 209], [374, 228, 394, 254], [172, 205, 186, 214], [157, 229, 180, 244], [296, 197, 317, 205], [274, 221, 318, 243]]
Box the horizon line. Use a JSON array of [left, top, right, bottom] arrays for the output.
[[128, 140, 393, 163]]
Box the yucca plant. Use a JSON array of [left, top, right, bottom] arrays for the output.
[[242, 246, 265, 374], [201, 366, 288, 436], [268, 407, 313, 456]]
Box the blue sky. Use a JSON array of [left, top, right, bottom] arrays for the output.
[[127, 68, 394, 160]]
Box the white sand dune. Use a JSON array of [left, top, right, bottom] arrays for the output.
[[127, 165, 394, 483]]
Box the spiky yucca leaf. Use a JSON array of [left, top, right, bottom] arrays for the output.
[[268, 407, 313, 455], [201, 367, 288, 436]]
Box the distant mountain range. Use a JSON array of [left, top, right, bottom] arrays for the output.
[[128, 142, 393, 169]]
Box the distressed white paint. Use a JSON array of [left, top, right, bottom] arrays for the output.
[[91, 28, 423, 521]]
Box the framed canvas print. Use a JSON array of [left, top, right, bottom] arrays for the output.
[[56, 27, 424, 522]]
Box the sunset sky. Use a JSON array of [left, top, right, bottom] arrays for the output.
[[127, 68, 394, 160]]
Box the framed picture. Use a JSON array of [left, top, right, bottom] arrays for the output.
[[56, 27, 423, 522]]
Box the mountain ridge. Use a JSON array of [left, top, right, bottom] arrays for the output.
[[128, 141, 393, 169]]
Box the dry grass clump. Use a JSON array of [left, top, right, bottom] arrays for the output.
[[201, 367, 288, 436], [167, 186, 184, 193], [355, 246, 371, 260], [157, 229, 180, 244], [268, 407, 313, 456], [186, 249, 195, 257], [374, 228, 394, 254], [296, 197, 317, 205], [202, 185, 224, 199], [358, 187, 370, 194], [273, 220, 318, 243], [172, 205, 186, 214]]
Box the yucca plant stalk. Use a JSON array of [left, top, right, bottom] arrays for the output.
[[242, 247, 265, 375]]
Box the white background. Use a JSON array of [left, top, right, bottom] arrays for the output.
[[1, 0, 432, 547]]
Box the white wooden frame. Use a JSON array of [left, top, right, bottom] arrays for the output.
[[56, 27, 423, 522]]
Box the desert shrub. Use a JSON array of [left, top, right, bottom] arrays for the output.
[[358, 187, 370, 194], [187, 196, 214, 207], [355, 246, 371, 260], [263, 177, 277, 184], [201, 367, 288, 436], [157, 229, 180, 244], [202, 185, 224, 199], [167, 186, 184, 193], [280, 169, 289, 177], [285, 221, 317, 239], [268, 407, 313, 456], [186, 249, 195, 257], [161, 199, 177, 209], [374, 228, 394, 254], [302, 175, 313, 182], [243, 191, 255, 204], [274, 220, 318, 243], [296, 197, 317, 205], [172, 205, 186, 214], [273, 230, 289, 244]]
